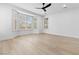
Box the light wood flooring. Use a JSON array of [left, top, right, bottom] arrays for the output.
[[0, 33, 79, 55]]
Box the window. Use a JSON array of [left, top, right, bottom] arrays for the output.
[[32, 17, 37, 29], [44, 18, 48, 29], [12, 10, 37, 31]]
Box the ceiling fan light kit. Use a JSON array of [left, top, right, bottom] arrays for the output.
[[63, 4, 67, 8]]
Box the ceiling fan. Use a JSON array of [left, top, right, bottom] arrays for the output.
[[35, 3, 51, 12]]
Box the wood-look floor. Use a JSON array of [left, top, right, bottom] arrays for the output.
[[0, 33, 79, 55]]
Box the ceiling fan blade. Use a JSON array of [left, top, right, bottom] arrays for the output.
[[35, 8, 42, 9], [43, 8, 46, 12], [43, 3, 51, 9]]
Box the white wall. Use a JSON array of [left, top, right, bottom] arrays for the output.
[[0, 3, 43, 41], [0, 4, 16, 41], [46, 8, 79, 38]]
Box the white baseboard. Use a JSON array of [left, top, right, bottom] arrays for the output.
[[1, 32, 78, 41], [47, 32, 79, 39], [0, 35, 17, 41], [0, 32, 41, 41]]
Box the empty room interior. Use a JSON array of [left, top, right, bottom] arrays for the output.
[[0, 3, 79, 55]]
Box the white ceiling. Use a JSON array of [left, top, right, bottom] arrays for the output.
[[11, 3, 79, 16]]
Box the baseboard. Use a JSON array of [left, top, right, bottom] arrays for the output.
[[45, 32, 79, 39], [0, 35, 17, 41], [1, 32, 78, 41]]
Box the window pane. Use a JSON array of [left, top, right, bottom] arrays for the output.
[[26, 16, 33, 29], [32, 17, 37, 29], [44, 18, 48, 29]]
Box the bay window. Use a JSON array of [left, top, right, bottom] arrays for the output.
[[12, 10, 37, 31]]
